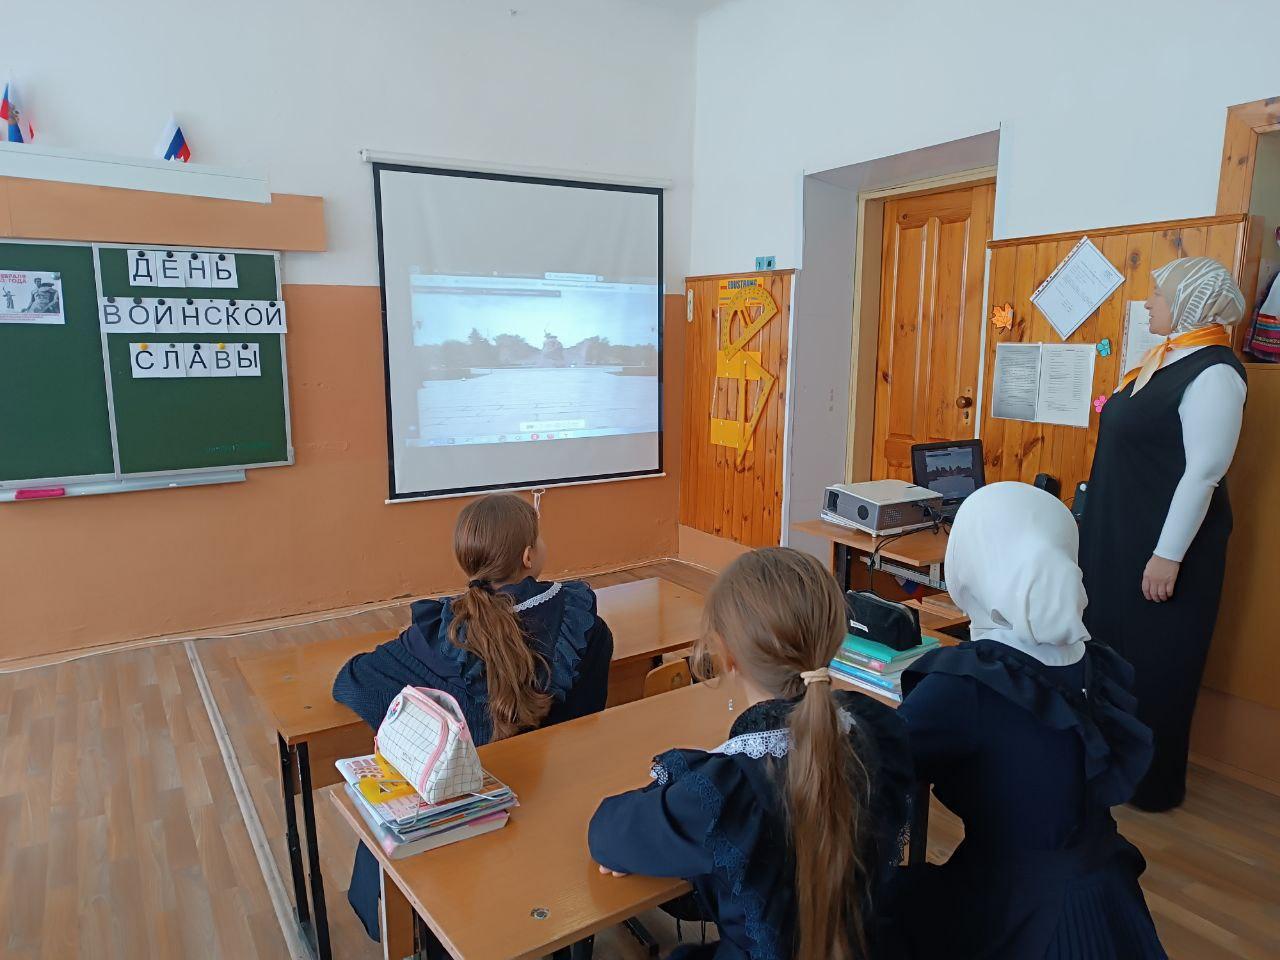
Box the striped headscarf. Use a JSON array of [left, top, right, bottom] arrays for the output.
[[1151, 257, 1246, 333]]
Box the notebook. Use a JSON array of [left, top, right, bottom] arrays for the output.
[[841, 633, 940, 665], [343, 785, 510, 859]]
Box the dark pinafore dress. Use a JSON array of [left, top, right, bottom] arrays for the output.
[[896, 640, 1164, 959], [1078, 345, 1246, 810]]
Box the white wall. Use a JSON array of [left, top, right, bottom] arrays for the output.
[[13, 0, 696, 286], [787, 176, 858, 556], [690, 0, 1279, 275]]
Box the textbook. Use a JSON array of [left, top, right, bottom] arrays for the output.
[[829, 660, 904, 703], [343, 785, 510, 859], [835, 645, 932, 675], [335, 754, 518, 838], [829, 658, 901, 691], [842, 633, 940, 665]]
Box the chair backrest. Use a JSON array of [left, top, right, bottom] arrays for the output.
[[643, 659, 692, 699]]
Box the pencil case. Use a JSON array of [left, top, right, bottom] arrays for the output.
[[376, 686, 484, 804]]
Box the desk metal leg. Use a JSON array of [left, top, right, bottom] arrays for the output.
[[834, 543, 852, 592], [624, 917, 659, 956], [908, 781, 931, 866], [277, 734, 310, 927], [297, 742, 333, 960]]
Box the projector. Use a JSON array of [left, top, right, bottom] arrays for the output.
[[821, 480, 943, 536]]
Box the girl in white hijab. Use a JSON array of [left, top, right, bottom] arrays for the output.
[[893, 482, 1164, 960], [944, 480, 1089, 667]]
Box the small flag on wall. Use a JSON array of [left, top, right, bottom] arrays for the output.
[[1, 80, 35, 143], [156, 117, 192, 162]]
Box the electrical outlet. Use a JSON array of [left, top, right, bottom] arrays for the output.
[[754, 256, 776, 271]]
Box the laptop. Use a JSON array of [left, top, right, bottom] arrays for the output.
[[910, 439, 985, 521]]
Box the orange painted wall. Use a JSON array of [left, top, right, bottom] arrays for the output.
[[0, 287, 683, 662]]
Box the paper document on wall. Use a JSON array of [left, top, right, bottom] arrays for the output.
[[992, 343, 1095, 427], [1119, 300, 1167, 387], [1030, 237, 1124, 340], [1036, 344, 1095, 427], [991, 343, 1042, 421]]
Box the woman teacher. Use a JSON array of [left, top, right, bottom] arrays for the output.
[[1079, 257, 1248, 812]]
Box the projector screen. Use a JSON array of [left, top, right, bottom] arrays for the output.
[[373, 164, 663, 500]]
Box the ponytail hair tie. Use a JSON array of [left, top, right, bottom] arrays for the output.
[[800, 667, 831, 687], [467, 579, 494, 593]]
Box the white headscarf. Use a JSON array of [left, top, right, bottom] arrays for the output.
[[944, 481, 1088, 666]]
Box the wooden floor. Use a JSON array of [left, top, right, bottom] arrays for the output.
[[1, 560, 1278, 959]]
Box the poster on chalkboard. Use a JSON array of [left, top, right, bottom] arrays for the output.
[[0, 270, 64, 324]]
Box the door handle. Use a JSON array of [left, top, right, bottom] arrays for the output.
[[956, 396, 973, 409]]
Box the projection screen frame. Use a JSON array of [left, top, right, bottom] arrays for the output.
[[371, 162, 664, 502]]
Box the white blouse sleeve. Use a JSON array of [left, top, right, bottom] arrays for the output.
[[1153, 364, 1247, 562]]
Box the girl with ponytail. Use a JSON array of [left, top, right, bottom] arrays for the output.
[[334, 492, 614, 941], [589, 548, 912, 959]]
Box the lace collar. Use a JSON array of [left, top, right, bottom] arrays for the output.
[[716, 708, 856, 758], [511, 580, 561, 612], [650, 707, 856, 784]]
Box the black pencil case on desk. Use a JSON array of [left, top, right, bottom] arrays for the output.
[[845, 590, 921, 652]]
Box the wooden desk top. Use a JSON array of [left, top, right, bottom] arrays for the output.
[[792, 518, 949, 568], [237, 578, 706, 745], [238, 629, 399, 744], [328, 681, 733, 960], [596, 577, 704, 664]]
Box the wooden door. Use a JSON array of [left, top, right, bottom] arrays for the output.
[[871, 183, 994, 480]]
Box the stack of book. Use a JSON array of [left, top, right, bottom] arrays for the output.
[[336, 754, 518, 859], [829, 633, 941, 702]]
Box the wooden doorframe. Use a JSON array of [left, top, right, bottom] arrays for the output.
[[1216, 97, 1280, 217], [845, 167, 997, 482], [1216, 97, 1280, 334]]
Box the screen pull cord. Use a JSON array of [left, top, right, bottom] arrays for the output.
[[531, 487, 546, 516]]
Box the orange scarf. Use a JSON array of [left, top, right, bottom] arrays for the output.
[[1116, 324, 1231, 394]]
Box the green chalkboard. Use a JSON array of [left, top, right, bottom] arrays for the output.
[[97, 247, 290, 473], [0, 242, 115, 483], [0, 240, 291, 489]]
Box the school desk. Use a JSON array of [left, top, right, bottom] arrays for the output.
[[235, 577, 705, 960], [330, 678, 928, 960]]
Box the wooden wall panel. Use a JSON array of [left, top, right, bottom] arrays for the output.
[[1209, 368, 1280, 710], [979, 215, 1248, 496], [679, 271, 792, 547]]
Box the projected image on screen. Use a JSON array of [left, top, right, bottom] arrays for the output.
[[409, 274, 658, 448], [373, 165, 662, 499]]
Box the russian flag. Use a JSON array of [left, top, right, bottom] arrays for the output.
[[156, 117, 191, 163], [1, 81, 35, 143]]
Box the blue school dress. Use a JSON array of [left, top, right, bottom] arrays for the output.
[[332, 577, 614, 940], [895, 639, 1166, 960], [588, 691, 914, 960]]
